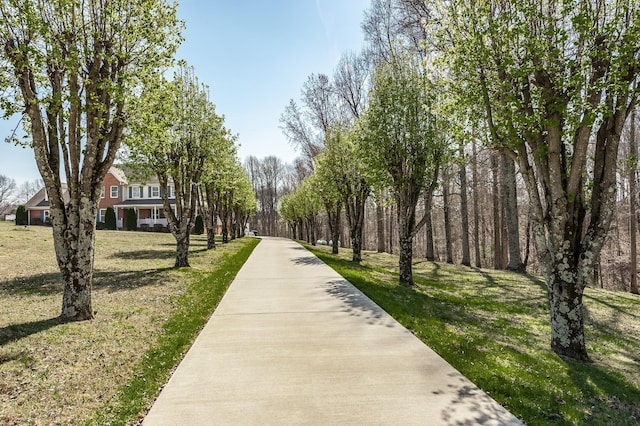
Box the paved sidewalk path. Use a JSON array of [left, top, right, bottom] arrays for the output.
[[144, 237, 522, 425]]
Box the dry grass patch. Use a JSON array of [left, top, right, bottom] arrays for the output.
[[0, 221, 250, 425]]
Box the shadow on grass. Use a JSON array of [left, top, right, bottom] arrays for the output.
[[110, 249, 176, 260], [0, 272, 63, 296], [93, 268, 175, 292], [0, 267, 174, 297], [0, 317, 62, 347], [110, 246, 208, 261], [584, 292, 640, 318], [565, 358, 640, 423], [311, 247, 640, 425], [470, 267, 548, 293]]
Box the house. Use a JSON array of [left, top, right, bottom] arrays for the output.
[[25, 167, 178, 230], [112, 173, 176, 230], [25, 183, 69, 225]]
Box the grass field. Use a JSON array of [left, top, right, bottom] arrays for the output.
[[305, 243, 640, 426], [0, 221, 258, 425]]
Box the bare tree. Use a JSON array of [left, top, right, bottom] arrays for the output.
[[333, 51, 370, 124], [0, 174, 16, 214], [280, 100, 322, 168], [261, 156, 285, 236], [17, 178, 43, 204]]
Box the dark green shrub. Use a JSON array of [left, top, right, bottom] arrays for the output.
[[125, 208, 138, 231], [15, 205, 27, 226], [105, 207, 116, 230], [194, 215, 204, 235]]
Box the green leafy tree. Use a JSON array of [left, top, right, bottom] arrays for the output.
[[199, 132, 238, 249], [357, 53, 445, 287], [125, 209, 138, 231], [217, 161, 254, 243], [194, 215, 204, 235], [315, 127, 370, 261], [310, 159, 342, 254], [298, 177, 322, 244], [280, 177, 322, 244], [15, 205, 27, 226], [104, 207, 117, 230], [279, 192, 299, 237], [0, 0, 181, 320], [443, 0, 640, 361], [232, 173, 257, 239], [127, 63, 219, 267]]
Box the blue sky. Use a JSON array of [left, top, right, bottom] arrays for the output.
[[0, 0, 369, 186]]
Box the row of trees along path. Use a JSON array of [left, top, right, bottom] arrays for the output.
[[0, 1, 255, 322], [274, 0, 640, 363]]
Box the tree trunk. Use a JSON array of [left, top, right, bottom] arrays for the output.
[[548, 271, 589, 361], [472, 140, 482, 267], [54, 202, 97, 321], [398, 213, 414, 287], [175, 232, 190, 268], [460, 147, 471, 266], [424, 191, 435, 261], [387, 204, 394, 254], [443, 171, 454, 264], [523, 215, 531, 268], [221, 219, 229, 243], [345, 183, 367, 262], [491, 153, 504, 269], [502, 154, 525, 272], [325, 201, 341, 254], [311, 218, 317, 246], [349, 219, 361, 260], [376, 192, 385, 253], [351, 224, 363, 262], [630, 109, 639, 294], [331, 221, 340, 254], [206, 228, 216, 249]]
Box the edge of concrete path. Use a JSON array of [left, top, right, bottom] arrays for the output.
[[143, 237, 523, 425]]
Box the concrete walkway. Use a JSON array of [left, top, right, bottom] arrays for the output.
[[144, 237, 522, 425]]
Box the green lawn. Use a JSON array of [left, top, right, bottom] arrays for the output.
[[0, 221, 258, 425], [305, 243, 640, 426]]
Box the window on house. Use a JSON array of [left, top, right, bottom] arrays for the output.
[[100, 187, 105, 198], [151, 186, 160, 198], [110, 186, 119, 198], [99, 209, 106, 222], [131, 186, 141, 198], [152, 208, 165, 220]]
